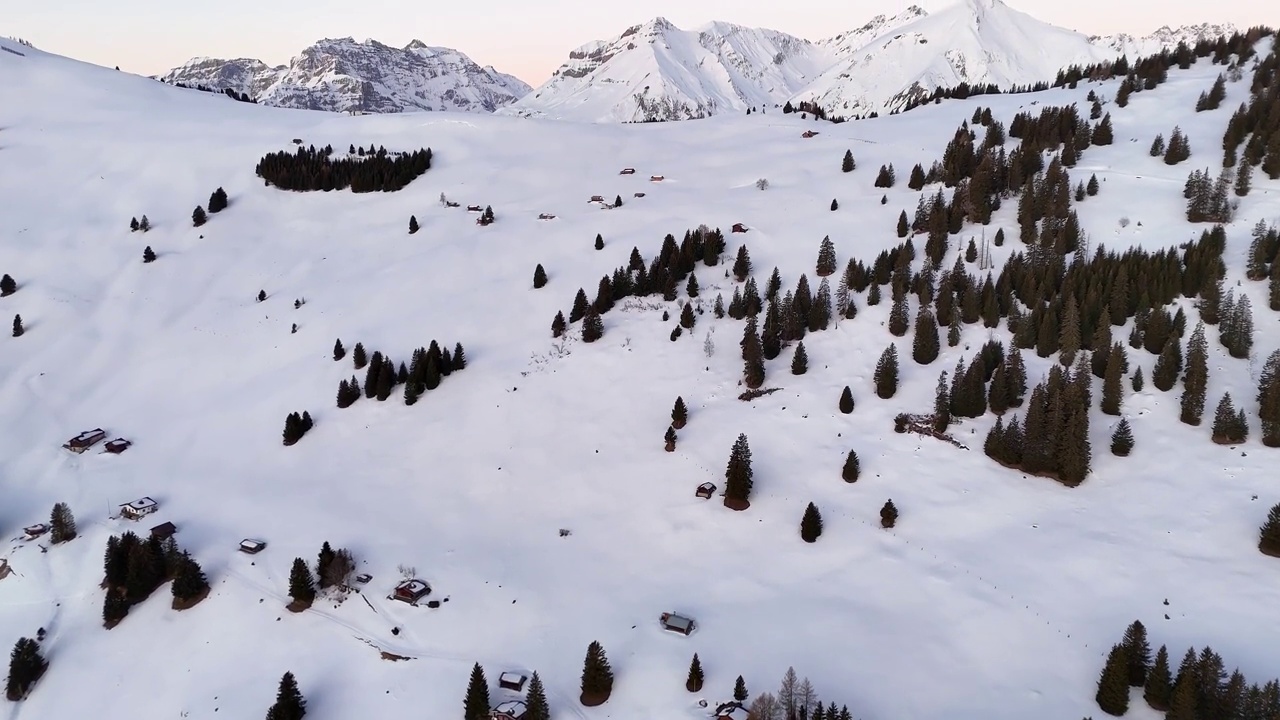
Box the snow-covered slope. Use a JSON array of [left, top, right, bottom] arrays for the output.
[[509, 1, 1237, 122], [501, 17, 831, 122], [3, 32, 1279, 720], [159, 38, 532, 114], [1092, 23, 1243, 59]]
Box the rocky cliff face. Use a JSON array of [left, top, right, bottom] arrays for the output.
[[159, 38, 531, 114]]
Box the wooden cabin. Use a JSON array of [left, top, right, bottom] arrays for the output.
[[104, 438, 132, 454], [239, 539, 267, 554], [22, 523, 48, 539], [589, 195, 604, 203], [354, 572, 372, 585], [119, 497, 158, 520], [619, 168, 636, 175], [498, 673, 527, 692], [650, 175, 664, 181], [695, 482, 716, 499], [716, 702, 751, 720], [150, 521, 177, 540], [64, 428, 106, 453], [445, 200, 461, 208], [538, 213, 556, 220], [490, 701, 528, 720], [467, 205, 483, 212], [801, 130, 820, 138], [391, 578, 432, 604], [732, 223, 748, 233], [660, 612, 696, 635], [633, 192, 646, 198]]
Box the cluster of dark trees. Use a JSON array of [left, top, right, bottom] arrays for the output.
[[286, 541, 354, 608], [191, 187, 229, 228], [255, 144, 433, 193], [102, 530, 208, 626], [554, 225, 727, 345], [161, 78, 256, 103], [1246, 222, 1280, 311], [1195, 74, 1228, 112], [282, 411, 314, 445], [128, 215, 151, 232], [1185, 168, 1237, 222], [5, 636, 46, 700], [982, 362, 1092, 485], [1223, 34, 1280, 177], [333, 338, 466, 408], [1096, 619, 1280, 718], [1261, 502, 1280, 557], [464, 664, 549, 720]]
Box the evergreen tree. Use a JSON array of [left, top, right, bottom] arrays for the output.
[[1259, 502, 1280, 557], [265, 672, 306, 720], [614, 195, 623, 207], [208, 187, 228, 213], [287, 558, 315, 605], [525, 672, 550, 720], [1150, 134, 1166, 157], [0, 274, 14, 297], [49, 502, 76, 543], [897, 211, 909, 238], [1211, 393, 1243, 443], [582, 308, 604, 343], [679, 303, 696, 330], [552, 311, 566, 338], [734, 676, 748, 702], [687, 273, 700, 298], [816, 237, 837, 277], [1094, 113, 1114, 144], [874, 344, 900, 399], [880, 499, 898, 528], [533, 264, 547, 289], [1101, 345, 1124, 416], [733, 245, 753, 282], [12, 314, 23, 337], [838, 386, 854, 414], [1060, 297, 1082, 367], [1121, 620, 1152, 687], [1166, 671, 1197, 720], [724, 434, 754, 509], [791, 342, 809, 375], [580, 641, 614, 705], [842, 450, 860, 483], [1180, 322, 1209, 425], [595, 233, 604, 251], [664, 425, 677, 452], [130, 216, 139, 232], [142, 246, 156, 263], [171, 551, 209, 602], [1152, 337, 1181, 392], [139, 215, 150, 231], [352, 342, 367, 369], [1087, 174, 1100, 196], [671, 397, 688, 429], [375, 361, 394, 401], [841, 150, 855, 173], [5, 637, 46, 701], [913, 306, 939, 365], [800, 502, 823, 542], [1111, 419, 1134, 456], [408, 215, 419, 234], [192, 206, 207, 227], [686, 654, 705, 692], [741, 316, 765, 389], [1096, 644, 1131, 716], [830, 198, 839, 211], [1145, 645, 1173, 710], [331, 338, 345, 362], [934, 372, 952, 431], [464, 663, 490, 720], [1132, 367, 1144, 392], [888, 295, 909, 337], [103, 588, 129, 626], [570, 288, 589, 323]]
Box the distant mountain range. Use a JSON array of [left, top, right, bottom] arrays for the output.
[[160, 1, 1236, 121], [157, 38, 531, 114]]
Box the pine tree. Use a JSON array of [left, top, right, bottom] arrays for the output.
[[671, 397, 688, 429], [742, 316, 765, 389], [0, 274, 14, 297], [842, 450, 860, 483], [1111, 419, 1134, 456], [192, 205, 207, 227], [1101, 345, 1124, 416], [1180, 322, 1209, 425], [897, 211, 909, 238], [287, 558, 315, 606], [525, 672, 550, 720], [1259, 502, 1280, 557], [1087, 174, 1100, 196], [614, 195, 622, 208], [1121, 620, 1151, 687], [724, 434, 754, 510], [816, 237, 837, 277], [880, 499, 898, 528], [686, 654, 705, 692], [552, 311, 567, 338], [352, 342, 367, 369], [830, 198, 839, 211], [1094, 113, 1114, 144], [1132, 367, 1144, 392], [375, 360, 394, 401], [580, 641, 614, 705], [800, 502, 823, 542], [680, 303, 696, 330], [874, 344, 899, 399], [171, 551, 209, 603], [208, 187, 228, 213], [1152, 337, 1181, 392], [1096, 644, 1131, 716], [582, 308, 604, 343], [103, 588, 129, 626], [791, 342, 809, 375], [1211, 393, 1245, 443], [934, 371, 953, 431], [49, 502, 76, 543], [532, 263, 548, 289], [733, 675, 748, 702], [842, 150, 855, 173], [687, 273, 700, 298], [257, 289, 267, 302], [1150, 134, 1166, 157], [5, 637, 47, 701], [139, 215, 150, 231], [594, 233, 604, 250], [463, 663, 490, 720], [130, 216, 140, 232], [1144, 645, 1173, 710], [888, 295, 909, 337], [733, 245, 752, 282], [141, 245, 156, 263], [408, 215, 419, 234], [12, 314, 23, 337], [265, 672, 306, 720], [664, 425, 677, 452], [838, 386, 854, 414]]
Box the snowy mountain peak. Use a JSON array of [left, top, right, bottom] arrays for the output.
[[160, 37, 531, 114]]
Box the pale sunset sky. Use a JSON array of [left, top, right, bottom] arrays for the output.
[[7, 0, 1270, 86]]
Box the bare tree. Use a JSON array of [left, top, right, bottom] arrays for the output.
[[704, 330, 715, 358], [749, 692, 781, 720], [756, 178, 770, 191], [797, 677, 818, 717], [778, 667, 798, 720], [322, 548, 355, 588]]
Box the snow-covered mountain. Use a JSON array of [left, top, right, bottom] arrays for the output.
[[159, 38, 532, 114], [500, 17, 831, 122], [508, 1, 1237, 122]]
